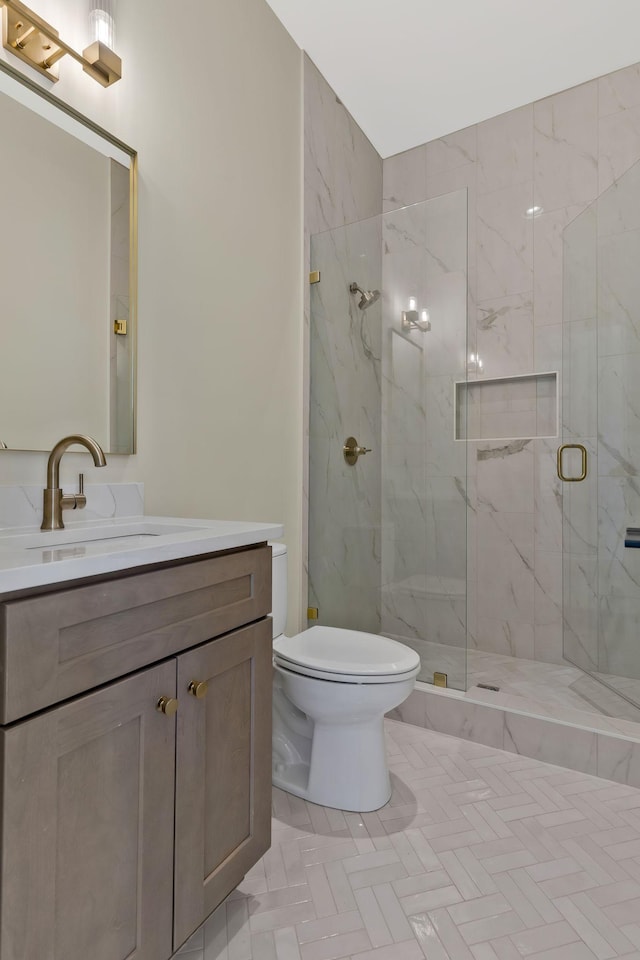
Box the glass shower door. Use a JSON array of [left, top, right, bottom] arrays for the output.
[[308, 191, 469, 691], [562, 159, 640, 712], [561, 204, 599, 678]]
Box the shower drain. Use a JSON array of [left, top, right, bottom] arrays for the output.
[[476, 682, 501, 692]]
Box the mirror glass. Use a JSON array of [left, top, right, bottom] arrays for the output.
[[0, 61, 137, 453]]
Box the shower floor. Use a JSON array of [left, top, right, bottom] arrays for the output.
[[389, 635, 640, 727]]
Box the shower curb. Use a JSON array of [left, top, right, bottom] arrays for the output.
[[388, 681, 640, 789]]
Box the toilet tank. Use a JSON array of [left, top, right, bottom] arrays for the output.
[[269, 542, 287, 638]]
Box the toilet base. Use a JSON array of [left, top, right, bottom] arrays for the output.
[[272, 660, 418, 812], [273, 715, 392, 812]]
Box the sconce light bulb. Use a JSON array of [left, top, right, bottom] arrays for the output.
[[408, 297, 417, 312], [89, 1, 116, 49], [420, 309, 429, 324]]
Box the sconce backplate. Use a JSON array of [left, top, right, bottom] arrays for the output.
[[2, 3, 62, 82]]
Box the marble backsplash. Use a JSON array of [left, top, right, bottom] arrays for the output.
[[0, 483, 144, 530]]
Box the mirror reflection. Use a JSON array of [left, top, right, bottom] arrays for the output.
[[0, 62, 136, 453]]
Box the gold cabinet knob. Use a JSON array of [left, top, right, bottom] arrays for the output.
[[188, 680, 208, 699], [157, 696, 178, 716]]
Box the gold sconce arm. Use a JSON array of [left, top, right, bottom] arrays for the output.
[[1, 0, 121, 86]]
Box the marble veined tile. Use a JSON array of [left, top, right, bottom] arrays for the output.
[[597, 158, 640, 239], [534, 204, 586, 328], [533, 324, 561, 384], [477, 104, 533, 196], [304, 55, 382, 237], [533, 81, 598, 213], [534, 439, 563, 555], [599, 62, 640, 117], [503, 712, 597, 773], [476, 292, 534, 378], [563, 204, 597, 325], [599, 595, 640, 681], [563, 553, 598, 674], [597, 227, 640, 357], [383, 146, 427, 213], [599, 104, 640, 194], [598, 355, 640, 477], [597, 476, 640, 600], [475, 618, 534, 661], [561, 318, 597, 441], [477, 181, 533, 302], [476, 438, 534, 515], [426, 125, 477, 178], [477, 511, 534, 624]]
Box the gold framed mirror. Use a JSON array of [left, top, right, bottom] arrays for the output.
[[0, 57, 137, 454]]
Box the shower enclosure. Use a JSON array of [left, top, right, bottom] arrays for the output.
[[308, 191, 470, 691], [309, 157, 640, 725]]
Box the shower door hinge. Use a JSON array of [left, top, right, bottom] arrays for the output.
[[114, 319, 127, 335], [309, 271, 321, 284], [307, 606, 319, 620], [433, 672, 448, 688]]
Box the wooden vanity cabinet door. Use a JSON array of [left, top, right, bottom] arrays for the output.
[[173, 619, 273, 950], [0, 661, 177, 960]]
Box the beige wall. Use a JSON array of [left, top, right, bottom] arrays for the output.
[[0, 0, 304, 631]]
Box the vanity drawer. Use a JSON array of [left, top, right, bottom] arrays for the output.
[[0, 545, 271, 723]]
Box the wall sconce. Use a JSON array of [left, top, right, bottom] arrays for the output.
[[1, 0, 121, 86], [401, 297, 431, 333]]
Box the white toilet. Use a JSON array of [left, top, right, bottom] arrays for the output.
[[270, 543, 420, 812]]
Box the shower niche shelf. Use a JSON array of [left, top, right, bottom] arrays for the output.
[[455, 371, 558, 441]]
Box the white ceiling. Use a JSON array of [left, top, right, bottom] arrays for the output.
[[264, 0, 640, 158]]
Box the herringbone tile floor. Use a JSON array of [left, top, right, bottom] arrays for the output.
[[175, 719, 640, 960]]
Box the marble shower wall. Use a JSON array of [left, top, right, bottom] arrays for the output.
[[383, 61, 640, 666], [304, 56, 383, 630]]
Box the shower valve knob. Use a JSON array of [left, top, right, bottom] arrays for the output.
[[343, 437, 371, 465]]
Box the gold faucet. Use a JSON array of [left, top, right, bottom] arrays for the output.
[[41, 434, 107, 530]]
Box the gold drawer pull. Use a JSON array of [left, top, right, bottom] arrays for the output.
[[157, 696, 178, 716], [188, 680, 208, 699], [557, 443, 587, 482]]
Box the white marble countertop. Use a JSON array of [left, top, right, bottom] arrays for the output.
[[0, 514, 284, 594]]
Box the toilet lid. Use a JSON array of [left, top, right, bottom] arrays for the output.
[[273, 626, 420, 678]]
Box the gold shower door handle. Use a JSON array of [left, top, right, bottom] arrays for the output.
[[557, 443, 588, 482]]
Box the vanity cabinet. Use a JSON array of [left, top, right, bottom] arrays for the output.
[[0, 544, 273, 960]]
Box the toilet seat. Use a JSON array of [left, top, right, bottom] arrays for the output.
[[273, 626, 420, 684]]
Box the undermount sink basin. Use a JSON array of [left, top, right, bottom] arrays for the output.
[[0, 519, 210, 553], [0, 515, 284, 593], [19, 521, 198, 551]]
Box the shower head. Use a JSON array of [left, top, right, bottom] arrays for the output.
[[350, 282, 381, 311]]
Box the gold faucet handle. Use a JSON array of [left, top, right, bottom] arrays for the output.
[[60, 473, 87, 511], [75, 473, 86, 508]]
